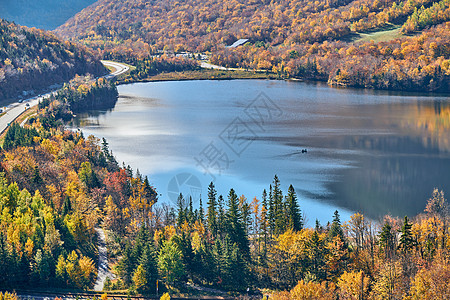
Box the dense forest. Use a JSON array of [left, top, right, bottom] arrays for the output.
[[39, 75, 119, 116], [117, 56, 200, 83], [0, 78, 151, 289], [55, 0, 449, 91], [0, 18, 106, 103], [1, 83, 449, 297]]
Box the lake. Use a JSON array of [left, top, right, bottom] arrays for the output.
[[72, 80, 450, 225]]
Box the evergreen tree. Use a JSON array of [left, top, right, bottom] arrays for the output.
[[239, 195, 252, 235], [32, 166, 43, 185], [199, 196, 205, 224], [315, 219, 323, 233], [261, 189, 269, 259], [139, 243, 159, 293], [188, 196, 195, 224], [62, 196, 72, 216], [309, 230, 327, 281], [212, 238, 224, 281], [176, 193, 186, 227], [225, 189, 250, 259], [174, 233, 196, 279], [398, 216, 416, 253], [207, 182, 218, 236], [272, 175, 285, 234], [228, 243, 249, 291], [217, 195, 226, 237], [328, 210, 345, 243], [379, 222, 395, 259], [286, 185, 303, 231], [198, 241, 216, 283], [118, 242, 135, 285], [268, 184, 275, 235]]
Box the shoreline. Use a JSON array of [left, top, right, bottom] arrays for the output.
[[114, 69, 450, 98]]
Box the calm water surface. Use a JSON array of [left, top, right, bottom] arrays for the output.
[[72, 80, 450, 224]]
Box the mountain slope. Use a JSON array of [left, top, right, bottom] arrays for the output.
[[0, 19, 107, 104], [56, 0, 449, 53], [0, 0, 96, 30], [55, 0, 449, 92]]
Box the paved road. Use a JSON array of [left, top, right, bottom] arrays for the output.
[[101, 60, 130, 78], [0, 61, 129, 136], [94, 228, 115, 291], [0, 94, 51, 135]]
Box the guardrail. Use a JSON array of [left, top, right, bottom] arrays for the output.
[[9, 290, 234, 300]]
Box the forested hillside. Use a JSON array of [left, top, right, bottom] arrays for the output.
[[0, 0, 96, 30], [0, 78, 137, 289], [0, 19, 106, 103], [55, 0, 450, 91]]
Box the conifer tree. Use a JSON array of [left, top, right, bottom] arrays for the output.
[[188, 196, 194, 224], [328, 210, 345, 243], [398, 216, 416, 253], [199, 196, 205, 224], [286, 185, 303, 231], [217, 195, 226, 237], [268, 184, 275, 235], [261, 189, 269, 260], [176, 193, 185, 227], [272, 175, 285, 234], [225, 189, 250, 259], [309, 230, 327, 281], [139, 243, 159, 293], [207, 182, 218, 236], [379, 222, 395, 259], [118, 242, 134, 285]]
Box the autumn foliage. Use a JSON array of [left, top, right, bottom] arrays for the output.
[[0, 19, 106, 102], [0, 79, 156, 289], [55, 0, 450, 92]]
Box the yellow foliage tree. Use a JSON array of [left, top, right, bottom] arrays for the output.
[[290, 280, 335, 300], [133, 264, 148, 292], [337, 270, 368, 300], [406, 255, 450, 300]]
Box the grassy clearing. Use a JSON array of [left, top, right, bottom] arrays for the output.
[[354, 26, 403, 43], [118, 69, 279, 84]]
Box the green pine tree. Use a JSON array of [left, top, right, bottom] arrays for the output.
[[379, 222, 395, 259], [328, 210, 345, 243], [286, 185, 303, 231], [207, 182, 218, 236], [225, 189, 250, 259], [398, 216, 416, 253], [139, 243, 159, 293]]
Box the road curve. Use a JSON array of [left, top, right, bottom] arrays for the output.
[[0, 61, 129, 136], [101, 60, 130, 78]]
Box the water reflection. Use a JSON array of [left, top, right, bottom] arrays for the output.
[[72, 80, 450, 223]]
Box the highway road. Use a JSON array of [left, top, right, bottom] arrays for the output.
[[101, 60, 130, 78], [0, 61, 129, 136]]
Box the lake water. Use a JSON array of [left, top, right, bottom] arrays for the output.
[[72, 80, 450, 225]]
